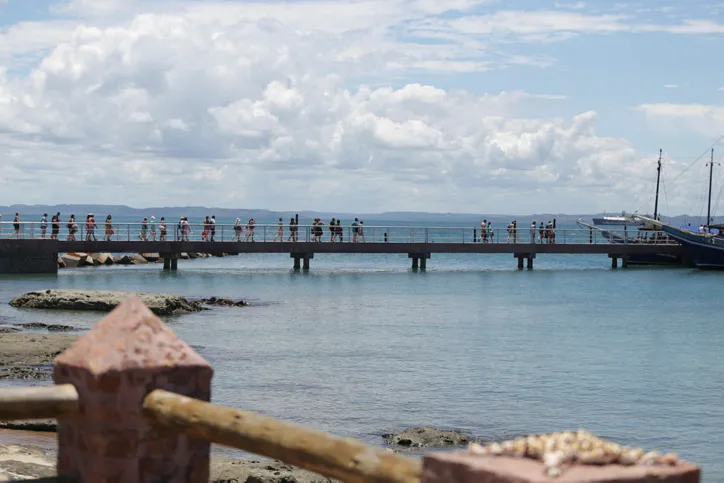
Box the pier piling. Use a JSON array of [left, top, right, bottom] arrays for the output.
[[291, 253, 313, 270], [514, 254, 535, 270]]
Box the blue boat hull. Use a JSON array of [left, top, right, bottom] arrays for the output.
[[661, 226, 724, 269]]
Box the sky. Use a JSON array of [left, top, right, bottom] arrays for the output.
[[1, 0, 724, 215]]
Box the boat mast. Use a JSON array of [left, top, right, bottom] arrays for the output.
[[653, 149, 662, 220], [707, 148, 715, 230]]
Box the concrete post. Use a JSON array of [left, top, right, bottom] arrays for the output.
[[163, 258, 171, 271], [291, 254, 301, 270], [420, 256, 427, 270], [622, 255, 629, 268], [422, 453, 700, 483], [171, 258, 178, 271], [411, 257, 419, 270], [409, 253, 430, 270], [303, 254, 312, 270], [53, 297, 213, 482], [292, 253, 313, 270], [517, 256, 524, 270], [526, 256, 533, 270]]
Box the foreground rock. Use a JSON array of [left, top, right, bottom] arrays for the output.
[[0, 333, 77, 380], [10, 290, 203, 315], [16, 322, 75, 332], [199, 296, 249, 307], [383, 427, 472, 448], [0, 444, 335, 482], [0, 420, 56, 432]]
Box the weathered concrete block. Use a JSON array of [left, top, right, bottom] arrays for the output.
[[422, 453, 700, 483], [53, 297, 213, 482]]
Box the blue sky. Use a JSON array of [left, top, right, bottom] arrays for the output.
[[0, 0, 723, 214]]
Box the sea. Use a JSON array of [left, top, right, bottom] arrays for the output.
[[0, 216, 722, 481]]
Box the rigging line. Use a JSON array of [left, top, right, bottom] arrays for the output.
[[667, 134, 724, 186]]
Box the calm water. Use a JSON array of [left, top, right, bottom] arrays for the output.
[[0, 245, 722, 480]]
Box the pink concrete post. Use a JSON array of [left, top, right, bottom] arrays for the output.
[[422, 453, 701, 483], [53, 296, 213, 482]]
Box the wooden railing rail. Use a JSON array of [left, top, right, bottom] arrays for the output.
[[0, 384, 78, 420], [143, 388, 420, 483]]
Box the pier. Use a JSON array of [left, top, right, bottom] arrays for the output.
[[0, 222, 682, 273]]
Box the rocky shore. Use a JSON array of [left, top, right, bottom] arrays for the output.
[[10, 289, 204, 315], [0, 443, 337, 482], [383, 427, 474, 448], [0, 332, 77, 380], [57, 251, 236, 269]]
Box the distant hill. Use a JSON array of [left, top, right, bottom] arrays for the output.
[[0, 204, 717, 226]]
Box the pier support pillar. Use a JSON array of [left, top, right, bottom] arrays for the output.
[[291, 253, 313, 271], [514, 253, 535, 270], [622, 256, 629, 268], [160, 253, 179, 271], [409, 253, 430, 271], [609, 254, 619, 269]]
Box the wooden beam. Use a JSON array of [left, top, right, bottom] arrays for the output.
[[143, 389, 421, 483], [0, 384, 79, 420]]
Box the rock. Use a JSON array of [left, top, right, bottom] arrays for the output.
[[57, 257, 66, 269], [0, 326, 20, 333], [141, 253, 160, 262], [0, 333, 77, 381], [210, 458, 335, 483], [16, 322, 75, 332], [117, 255, 133, 265], [179, 252, 190, 259], [0, 419, 56, 432], [199, 297, 249, 307], [130, 254, 149, 264], [188, 252, 199, 259], [382, 427, 472, 448], [9, 289, 203, 315], [112, 255, 122, 264], [93, 253, 114, 265], [83, 255, 98, 266], [60, 254, 81, 268], [0, 444, 56, 480]]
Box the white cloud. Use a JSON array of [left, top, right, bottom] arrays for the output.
[[635, 103, 724, 138], [0, 2, 722, 213], [664, 84, 679, 89]]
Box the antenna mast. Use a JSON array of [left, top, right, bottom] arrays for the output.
[[707, 148, 715, 230], [653, 149, 662, 220]]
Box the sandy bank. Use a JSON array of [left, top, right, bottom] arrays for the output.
[[0, 333, 77, 380]]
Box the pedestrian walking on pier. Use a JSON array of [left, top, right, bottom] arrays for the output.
[[273, 217, 283, 242], [480, 219, 488, 243], [139, 217, 148, 241], [40, 214, 48, 239], [210, 215, 216, 241], [506, 221, 514, 243], [67, 215, 77, 241], [539, 223, 544, 243], [201, 216, 210, 241], [12, 213, 20, 239], [337, 219, 343, 242], [244, 219, 256, 242], [104, 215, 114, 241], [329, 218, 337, 242], [149, 216, 157, 241], [358, 221, 366, 242], [287, 218, 296, 242]]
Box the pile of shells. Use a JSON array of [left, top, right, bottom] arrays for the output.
[[468, 430, 679, 478]]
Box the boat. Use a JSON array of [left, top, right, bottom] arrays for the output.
[[580, 150, 681, 266], [634, 148, 724, 269], [592, 213, 643, 226]]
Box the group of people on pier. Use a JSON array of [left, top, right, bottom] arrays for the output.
[[478, 220, 557, 243]]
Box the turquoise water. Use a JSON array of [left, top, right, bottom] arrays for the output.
[[0, 245, 722, 480]]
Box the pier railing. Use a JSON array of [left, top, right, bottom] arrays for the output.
[[0, 221, 678, 245], [0, 298, 702, 483]]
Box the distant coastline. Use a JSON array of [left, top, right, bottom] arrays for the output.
[[0, 203, 716, 226]]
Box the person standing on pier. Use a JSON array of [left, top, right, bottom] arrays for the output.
[[104, 215, 113, 241], [159, 217, 167, 241], [12, 213, 21, 239], [287, 218, 296, 242], [210, 215, 217, 242], [352, 218, 359, 242], [139, 217, 148, 241], [506, 221, 514, 243], [337, 219, 343, 242], [67, 215, 77, 241], [329, 218, 337, 242], [530, 221, 536, 243], [40, 213, 48, 239], [51, 213, 60, 240], [233, 218, 243, 241], [480, 219, 487, 243], [358, 221, 366, 242]]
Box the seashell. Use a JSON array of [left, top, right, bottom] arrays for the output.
[[638, 451, 663, 466], [659, 453, 679, 466], [487, 442, 504, 456], [468, 442, 487, 455], [619, 447, 645, 466]]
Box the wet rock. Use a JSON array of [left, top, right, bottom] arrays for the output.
[[57, 256, 66, 269], [188, 252, 199, 259], [16, 322, 75, 332], [199, 296, 249, 307], [130, 254, 148, 264], [9, 289, 203, 315], [116, 255, 133, 265], [0, 419, 56, 432], [180, 252, 190, 259], [141, 252, 160, 262], [0, 326, 20, 333], [382, 427, 472, 448]]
